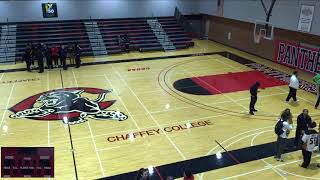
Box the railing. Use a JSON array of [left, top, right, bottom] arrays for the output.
[[0, 18, 16, 63], [174, 7, 197, 38]]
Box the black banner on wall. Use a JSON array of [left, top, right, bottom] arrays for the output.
[[42, 3, 58, 18]]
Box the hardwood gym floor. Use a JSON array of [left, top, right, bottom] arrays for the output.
[[0, 40, 319, 180]]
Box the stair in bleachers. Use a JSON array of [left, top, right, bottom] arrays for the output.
[[0, 25, 17, 63], [147, 19, 176, 52], [84, 22, 108, 56], [8, 16, 193, 61]]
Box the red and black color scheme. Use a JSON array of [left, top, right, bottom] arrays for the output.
[[1, 147, 54, 178], [274, 39, 320, 74], [9, 87, 128, 125], [173, 71, 287, 95]]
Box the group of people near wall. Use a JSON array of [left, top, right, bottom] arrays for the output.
[[23, 42, 82, 73]]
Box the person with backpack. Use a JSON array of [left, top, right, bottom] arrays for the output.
[[301, 121, 318, 168], [274, 108, 293, 162], [294, 109, 312, 148]]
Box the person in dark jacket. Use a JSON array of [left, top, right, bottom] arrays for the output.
[[59, 45, 67, 70], [36, 43, 44, 73], [30, 42, 36, 67], [44, 44, 53, 69], [74, 42, 81, 68], [294, 109, 312, 148], [24, 43, 32, 72], [67, 43, 74, 65], [249, 82, 260, 115]]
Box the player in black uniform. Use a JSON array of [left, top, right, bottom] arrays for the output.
[[249, 82, 260, 115]]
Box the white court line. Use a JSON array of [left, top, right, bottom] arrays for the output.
[[111, 64, 189, 164], [205, 126, 274, 156], [182, 69, 249, 112], [251, 130, 320, 180], [87, 121, 105, 177], [47, 71, 50, 147], [276, 86, 315, 105], [213, 55, 315, 106], [11, 112, 232, 150], [149, 92, 287, 115], [191, 59, 286, 179], [0, 83, 15, 129], [97, 146, 121, 152], [103, 74, 141, 131], [199, 126, 274, 180], [29, 112, 231, 149], [0, 73, 4, 81], [220, 154, 320, 180], [250, 130, 287, 180], [276, 168, 320, 179], [72, 69, 105, 177]]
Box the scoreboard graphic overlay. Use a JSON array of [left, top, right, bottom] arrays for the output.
[[1, 147, 54, 178]]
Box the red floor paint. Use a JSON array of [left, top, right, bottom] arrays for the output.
[[190, 71, 287, 94]]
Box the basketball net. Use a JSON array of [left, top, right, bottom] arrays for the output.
[[254, 34, 261, 44]]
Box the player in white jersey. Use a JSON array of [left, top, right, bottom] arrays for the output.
[[301, 121, 318, 168]]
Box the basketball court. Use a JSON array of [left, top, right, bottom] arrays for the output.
[[0, 39, 319, 179]]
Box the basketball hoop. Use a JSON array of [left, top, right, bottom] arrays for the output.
[[253, 20, 274, 44], [254, 34, 261, 44]]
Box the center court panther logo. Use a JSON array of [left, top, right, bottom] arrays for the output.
[[9, 87, 128, 125]]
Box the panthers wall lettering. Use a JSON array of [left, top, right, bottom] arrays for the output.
[[274, 39, 320, 74]]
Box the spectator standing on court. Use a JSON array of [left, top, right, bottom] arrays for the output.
[[183, 170, 194, 180], [59, 45, 67, 70], [24, 43, 32, 72], [36, 43, 44, 73], [294, 109, 312, 148], [30, 42, 36, 68], [274, 108, 293, 162], [301, 121, 318, 168], [313, 73, 320, 109], [249, 82, 260, 115], [74, 42, 81, 68], [44, 44, 53, 69], [285, 71, 299, 103], [67, 43, 74, 65], [51, 45, 59, 68]]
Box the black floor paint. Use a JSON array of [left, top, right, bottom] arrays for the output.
[[173, 78, 212, 95], [99, 139, 299, 180]]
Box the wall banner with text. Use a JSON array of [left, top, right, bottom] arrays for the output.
[[298, 5, 314, 32], [274, 39, 320, 74]]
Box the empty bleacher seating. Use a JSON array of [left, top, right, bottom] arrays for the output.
[[0, 16, 194, 63]]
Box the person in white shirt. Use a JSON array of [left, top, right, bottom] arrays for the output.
[[285, 71, 299, 103], [275, 109, 293, 162], [301, 121, 318, 168]]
